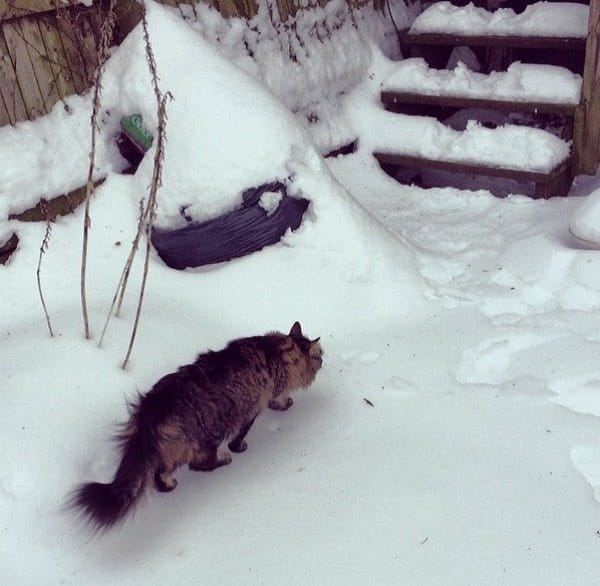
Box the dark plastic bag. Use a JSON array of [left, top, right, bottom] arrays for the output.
[[151, 182, 309, 269]]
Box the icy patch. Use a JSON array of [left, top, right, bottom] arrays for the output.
[[571, 445, 600, 504], [550, 373, 600, 417]]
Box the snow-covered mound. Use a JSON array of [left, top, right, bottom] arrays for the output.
[[411, 1, 589, 38], [570, 188, 600, 248], [383, 58, 582, 104]]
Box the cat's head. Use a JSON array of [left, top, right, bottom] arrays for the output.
[[288, 321, 322, 385]]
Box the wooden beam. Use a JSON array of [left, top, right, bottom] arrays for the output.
[[373, 151, 573, 198], [573, 0, 600, 175], [401, 30, 587, 51], [381, 91, 578, 116]]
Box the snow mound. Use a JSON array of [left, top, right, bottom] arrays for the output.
[[411, 1, 589, 38], [570, 189, 600, 248], [383, 59, 582, 104]]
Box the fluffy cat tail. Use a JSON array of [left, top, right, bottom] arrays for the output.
[[69, 412, 160, 533]]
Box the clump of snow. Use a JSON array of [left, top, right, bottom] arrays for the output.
[[258, 190, 283, 216], [383, 58, 582, 104], [569, 188, 600, 247], [411, 1, 589, 38]]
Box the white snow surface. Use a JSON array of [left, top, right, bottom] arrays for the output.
[[383, 58, 582, 104], [570, 188, 600, 247], [2, 1, 600, 585], [411, 1, 590, 38]]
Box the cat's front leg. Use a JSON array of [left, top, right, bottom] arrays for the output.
[[269, 391, 293, 411]]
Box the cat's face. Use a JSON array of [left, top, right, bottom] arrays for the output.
[[288, 322, 323, 384]]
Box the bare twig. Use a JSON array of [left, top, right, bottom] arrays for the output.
[[121, 7, 171, 369], [37, 199, 54, 337], [80, 0, 116, 339], [98, 198, 147, 347]]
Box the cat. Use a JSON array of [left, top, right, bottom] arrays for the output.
[[69, 322, 322, 533]]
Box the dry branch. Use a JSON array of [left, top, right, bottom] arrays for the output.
[[80, 0, 116, 340], [37, 198, 54, 337]]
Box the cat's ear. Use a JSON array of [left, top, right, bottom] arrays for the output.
[[310, 337, 320, 346], [289, 322, 303, 337]]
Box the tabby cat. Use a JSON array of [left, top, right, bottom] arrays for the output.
[[70, 322, 322, 532]]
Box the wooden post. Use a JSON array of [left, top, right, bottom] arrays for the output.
[[574, 0, 600, 175]]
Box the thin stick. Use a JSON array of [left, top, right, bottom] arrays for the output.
[[121, 8, 171, 369], [80, 0, 116, 340], [37, 199, 54, 338], [98, 198, 146, 348]]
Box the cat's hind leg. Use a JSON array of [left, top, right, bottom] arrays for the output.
[[189, 443, 232, 472], [229, 416, 257, 453]]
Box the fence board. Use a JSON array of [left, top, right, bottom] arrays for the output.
[[37, 11, 74, 99], [3, 18, 46, 118], [0, 0, 80, 22], [17, 16, 62, 111], [0, 27, 27, 122]]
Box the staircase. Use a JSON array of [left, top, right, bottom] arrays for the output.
[[374, 0, 597, 198]]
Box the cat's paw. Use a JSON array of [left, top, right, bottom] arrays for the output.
[[229, 440, 248, 453], [155, 473, 177, 492], [269, 397, 293, 411]]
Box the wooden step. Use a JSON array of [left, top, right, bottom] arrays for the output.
[[381, 90, 578, 116], [400, 29, 587, 51], [373, 151, 573, 198]]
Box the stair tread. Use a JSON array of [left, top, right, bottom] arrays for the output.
[[382, 59, 581, 114], [402, 30, 586, 50], [373, 151, 571, 182], [369, 110, 571, 174], [408, 1, 589, 44]]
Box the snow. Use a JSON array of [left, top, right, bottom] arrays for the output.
[[2, 1, 600, 584], [411, 1, 590, 38], [258, 190, 283, 216], [570, 188, 600, 248], [383, 58, 582, 104]]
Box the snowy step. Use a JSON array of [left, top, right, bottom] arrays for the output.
[[374, 151, 572, 198], [370, 110, 573, 198], [406, 1, 589, 48], [381, 59, 582, 116]]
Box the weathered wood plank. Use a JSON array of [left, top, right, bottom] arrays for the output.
[[16, 15, 61, 112], [0, 0, 80, 22], [53, 5, 91, 93], [381, 91, 578, 116], [374, 152, 573, 198], [574, 0, 600, 174], [373, 151, 571, 184], [37, 11, 75, 99], [0, 27, 27, 123], [2, 18, 46, 118], [401, 30, 587, 51]]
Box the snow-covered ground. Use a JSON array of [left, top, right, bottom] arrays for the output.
[[2, 1, 600, 584]]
